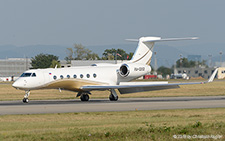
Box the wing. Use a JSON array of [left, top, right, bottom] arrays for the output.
[[81, 81, 202, 94], [81, 68, 218, 94]]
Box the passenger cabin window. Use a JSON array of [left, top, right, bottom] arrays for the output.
[[73, 74, 77, 78], [195, 70, 198, 74], [60, 75, 64, 79], [87, 74, 90, 78], [91, 64, 97, 66], [80, 74, 83, 78], [32, 73, 36, 77], [93, 73, 97, 78], [53, 75, 57, 80], [20, 73, 32, 77], [67, 75, 70, 79]]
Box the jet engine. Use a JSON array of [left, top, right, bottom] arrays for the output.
[[119, 63, 151, 78]]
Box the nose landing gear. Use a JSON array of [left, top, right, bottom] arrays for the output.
[[23, 90, 30, 103], [23, 98, 29, 103]]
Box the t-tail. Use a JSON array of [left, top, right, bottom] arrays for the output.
[[127, 36, 198, 65]]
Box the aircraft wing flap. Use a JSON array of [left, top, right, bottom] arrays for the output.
[[80, 81, 203, 91]]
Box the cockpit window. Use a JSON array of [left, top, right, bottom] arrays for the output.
[[20, 73, 32, 77], [32, 73, 36, 77]]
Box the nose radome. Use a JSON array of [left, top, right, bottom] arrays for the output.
[[12, 81, 20, 88]]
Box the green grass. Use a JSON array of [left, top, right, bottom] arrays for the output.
[[0, 108, 224, 140], [1, 80, 225, 101]]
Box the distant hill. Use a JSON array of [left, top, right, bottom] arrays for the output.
[[0, 43, 225, 68], [0, 45, 68, 59]]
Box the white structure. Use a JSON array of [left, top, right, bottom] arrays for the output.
[[0, 58, 31, 77], [71, 60, 127, 67]]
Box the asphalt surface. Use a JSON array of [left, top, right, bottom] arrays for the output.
[[1, 96, 225, 115]]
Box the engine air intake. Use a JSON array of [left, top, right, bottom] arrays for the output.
[[119, 64, 130, 77]]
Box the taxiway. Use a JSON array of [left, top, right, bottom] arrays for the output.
[[1, 96, 225, 115]]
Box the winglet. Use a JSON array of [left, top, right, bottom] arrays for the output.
[[207, 68, 218, 83]]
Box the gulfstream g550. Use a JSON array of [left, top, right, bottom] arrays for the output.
[[12, 36, 218, 103]]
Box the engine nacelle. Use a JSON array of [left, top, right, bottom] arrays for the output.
[[119, 63, 151, 78]]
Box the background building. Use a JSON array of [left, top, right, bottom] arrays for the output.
[[0, 58, 31, 77], [217, 67, 225, 79], [176, 67, 216, 79]]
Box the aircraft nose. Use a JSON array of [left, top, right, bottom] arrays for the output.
[[12, 81, 21, 89]]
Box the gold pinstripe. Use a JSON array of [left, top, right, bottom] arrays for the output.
[[146, 58, 151, 65], [43, 78, 108, 92], [132, 50, 150, 63], [132, 42, 154, 64]]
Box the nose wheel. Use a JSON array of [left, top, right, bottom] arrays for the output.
[[23, 98, 29, 103], [23, 90, 30, 103]]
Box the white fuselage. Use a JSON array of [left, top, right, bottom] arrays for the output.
[[11, 36, 199, 103], [12, 63, 151, 91]]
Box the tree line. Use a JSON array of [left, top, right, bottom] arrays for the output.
[[65, 44, 134, 63], [31, 44, 133, 69], [31, 44, 207, 78]]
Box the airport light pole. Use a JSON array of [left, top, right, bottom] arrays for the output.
[[208, 55, 212, 68], [179, 54, 182, 68], [220, 51, 222, 67], [115, 50, 117, 64], [154, 52, 157, 75]]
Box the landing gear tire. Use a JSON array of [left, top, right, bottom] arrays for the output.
[[109, 94, 118, 101], [23, 98, 29, 103], [80, 94, 89, 101]]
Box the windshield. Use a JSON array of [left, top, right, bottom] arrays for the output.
[[20, 73, 32, 77]]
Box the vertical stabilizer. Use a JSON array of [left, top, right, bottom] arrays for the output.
[[130, 37, 161, 65], [128, 36, 198, 65]]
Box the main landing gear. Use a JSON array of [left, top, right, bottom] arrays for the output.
[[77, 91, 91, 101], [23, 90, 30, 103], [109, 89, 118, 101], [76, 89, 119, 102]]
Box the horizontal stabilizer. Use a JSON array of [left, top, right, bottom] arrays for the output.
[[144, 37, 198, 42], [126, 37, 198, 43]]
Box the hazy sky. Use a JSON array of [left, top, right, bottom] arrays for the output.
[[0, 0, 225, 46]]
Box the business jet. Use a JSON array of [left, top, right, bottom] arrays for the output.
[[12, 36, 218, 103]]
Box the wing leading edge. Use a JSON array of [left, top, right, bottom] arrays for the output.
[[80, 68, 218, 94]]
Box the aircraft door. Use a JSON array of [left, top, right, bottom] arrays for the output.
[[42, 71, 51, 84]]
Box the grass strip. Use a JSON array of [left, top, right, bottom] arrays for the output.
[[0, 108, 224, 140]]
